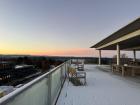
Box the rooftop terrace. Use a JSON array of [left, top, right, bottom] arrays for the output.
[[57, 64, 140, 105]]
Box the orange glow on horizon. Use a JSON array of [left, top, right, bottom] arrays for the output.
[[0, 48, 116, 57], [38, 48, 94, 57], [0, 48, 97, 57]]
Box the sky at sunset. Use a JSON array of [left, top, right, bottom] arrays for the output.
[[0, 0, 140, 57]]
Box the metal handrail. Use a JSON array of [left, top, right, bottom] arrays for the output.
[[0, 60, 70, 105]]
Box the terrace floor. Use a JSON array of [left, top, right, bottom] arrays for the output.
[[56, 64, 140, 105]]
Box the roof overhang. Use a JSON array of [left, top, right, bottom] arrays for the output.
[[91, 17, 140, 50]]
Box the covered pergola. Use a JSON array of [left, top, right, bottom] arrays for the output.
[[91, 17, 140, 66]]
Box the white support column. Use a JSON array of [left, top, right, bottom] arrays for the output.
[[133, 49, 136, 62], [98, 50, 101, 65], [117, 43, 120, 65]]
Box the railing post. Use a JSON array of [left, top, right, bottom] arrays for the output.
[[48, 74, 52, 105]]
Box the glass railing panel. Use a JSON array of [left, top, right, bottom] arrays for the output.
[[5, 78, 48, 105], [62, 64, 66, 82], [51, 67, 61, 104]]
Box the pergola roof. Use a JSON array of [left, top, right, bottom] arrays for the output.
[[91, 17, 140, 50]]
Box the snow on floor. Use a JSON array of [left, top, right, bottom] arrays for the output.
[[56, 64, 140, 105]]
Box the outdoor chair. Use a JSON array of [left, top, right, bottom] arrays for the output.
[[68, 67, 86, 85]]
